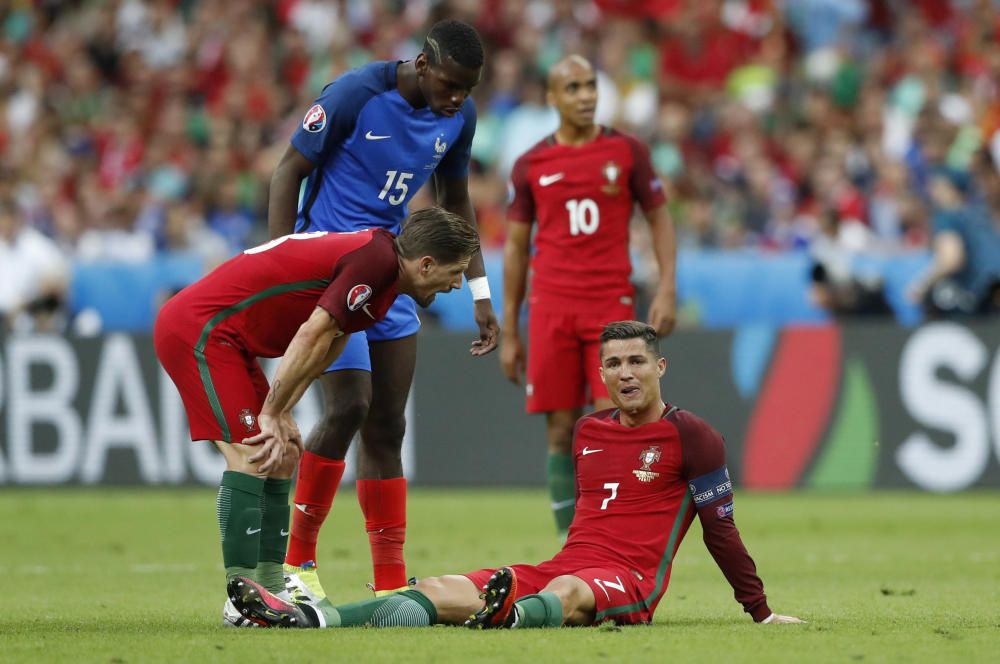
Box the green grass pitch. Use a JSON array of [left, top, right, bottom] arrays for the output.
[[2, 489, 998, 663]]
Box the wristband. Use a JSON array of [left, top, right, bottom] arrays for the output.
[[761, 614, 775, 624], [468, 276, 491, 301]]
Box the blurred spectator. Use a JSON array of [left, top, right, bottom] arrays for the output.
[[809, 208, 892, 318], [77, 199, 155, 263], [206, 175, 257, 254], [908, 170, 1000, 317], [162, 200, 231, 270], [2, 0, 1000, 329], [0, 197, 69, 332]]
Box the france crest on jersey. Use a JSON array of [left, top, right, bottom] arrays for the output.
[[291, 61, 476, 235]]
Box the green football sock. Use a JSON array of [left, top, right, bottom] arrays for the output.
[[315, 590, 437, 628], [511, 592, 563, 628], [217, 470, 265, 581], [547, 452, 575, 535], [257, 477, 291, 593]]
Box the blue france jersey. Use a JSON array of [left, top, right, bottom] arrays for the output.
[[291, 61, 476, 235]]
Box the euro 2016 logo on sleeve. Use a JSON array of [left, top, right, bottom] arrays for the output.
[[303, 104, 327, 133], [239, 409, 256, 433], [347, 284, 373, 311], [633, 446, 661, 482]]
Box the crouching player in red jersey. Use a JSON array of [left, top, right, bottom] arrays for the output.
[[153, 207, 479, 626], [225, 321, 803, 628]]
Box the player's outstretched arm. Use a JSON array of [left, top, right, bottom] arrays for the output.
[[677, 411, 804, 623], [644, 204, 677, 336], [500, 221, 531, 384], [436, 173, 499, 356], [267, 145, 315, 239]]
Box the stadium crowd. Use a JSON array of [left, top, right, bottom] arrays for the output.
[[1, 0, 999, 330]]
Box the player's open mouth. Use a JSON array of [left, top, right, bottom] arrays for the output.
[[621, 386, 640, 396]]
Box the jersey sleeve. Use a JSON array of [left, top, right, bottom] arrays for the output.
[[624, 134, 667, 212], [675, 410, 772, 622], [291, 69, 382, 165], [436, 99, 477, 179], [317, 233, 398, 333], [506, 151, 535, 223]]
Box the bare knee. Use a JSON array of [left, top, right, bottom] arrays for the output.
[[358, 412, 405, 477], [271, 440, 302, 479], [305, 392, 371, 457], [363, 412, 406, 449], [543, 575, 595, 626], [214, 440, 266, 478], [327, 392, 371, 431], [413, 575, 482, 625]]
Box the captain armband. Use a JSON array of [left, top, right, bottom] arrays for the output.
[[688, 465, 733, 509]]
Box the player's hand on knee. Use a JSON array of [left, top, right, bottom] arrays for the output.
[[763, 614, 806, 624], [274, 438, 302, 475], [245, 413, 288, 474], [279, 413, 303, 451]]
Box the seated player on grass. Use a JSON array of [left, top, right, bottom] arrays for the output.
[[226, 321, 804, 629], [153, 207, 480, 627]]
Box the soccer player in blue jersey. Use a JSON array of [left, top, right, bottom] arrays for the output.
[[266, 20, 500, 605]]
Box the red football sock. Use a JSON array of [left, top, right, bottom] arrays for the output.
[[285, 451, 345, 567], [357, 478, 407, 590]]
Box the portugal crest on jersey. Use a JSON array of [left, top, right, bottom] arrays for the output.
[[633, 446, 661, 483], [239, 409, 256, 433], [602, 160, 622, 195], [303, 104, 327, 133], [347, 284, 373, 311]]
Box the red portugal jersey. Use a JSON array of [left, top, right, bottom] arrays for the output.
[[507, 127, 666, 307], [553, 404, 772, 621], [162, 229, 399, 357]]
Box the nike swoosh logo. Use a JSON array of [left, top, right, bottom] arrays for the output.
[[581, 447, 603, 456], [361, 303, 376, 320], [295, 503, 309, 514], [539, 173, 564, 186], [551, 498, 575, 510], [365, 131, 391, 140], [280, 529, 290, 537], [246, 527, 261, 535]]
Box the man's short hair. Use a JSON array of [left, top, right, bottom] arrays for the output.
[[423, 19, 484, 70], [397, 207, 480, 264], [599, 321, 660, 357]]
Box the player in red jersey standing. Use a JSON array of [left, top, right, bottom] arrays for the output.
[[501, 55, 678, 537], [153, 208, 479, 625], [225, 321, 803, 629]]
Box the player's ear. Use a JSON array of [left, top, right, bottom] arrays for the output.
[[546, 89, 556, 108], [657, 357, 667, 377], [415, 52, 429, 74], [419, 256, 435, 274]]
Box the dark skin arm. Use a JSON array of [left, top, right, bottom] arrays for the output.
[[268, 145, 316, 240], [434, 172, 500, 356]]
